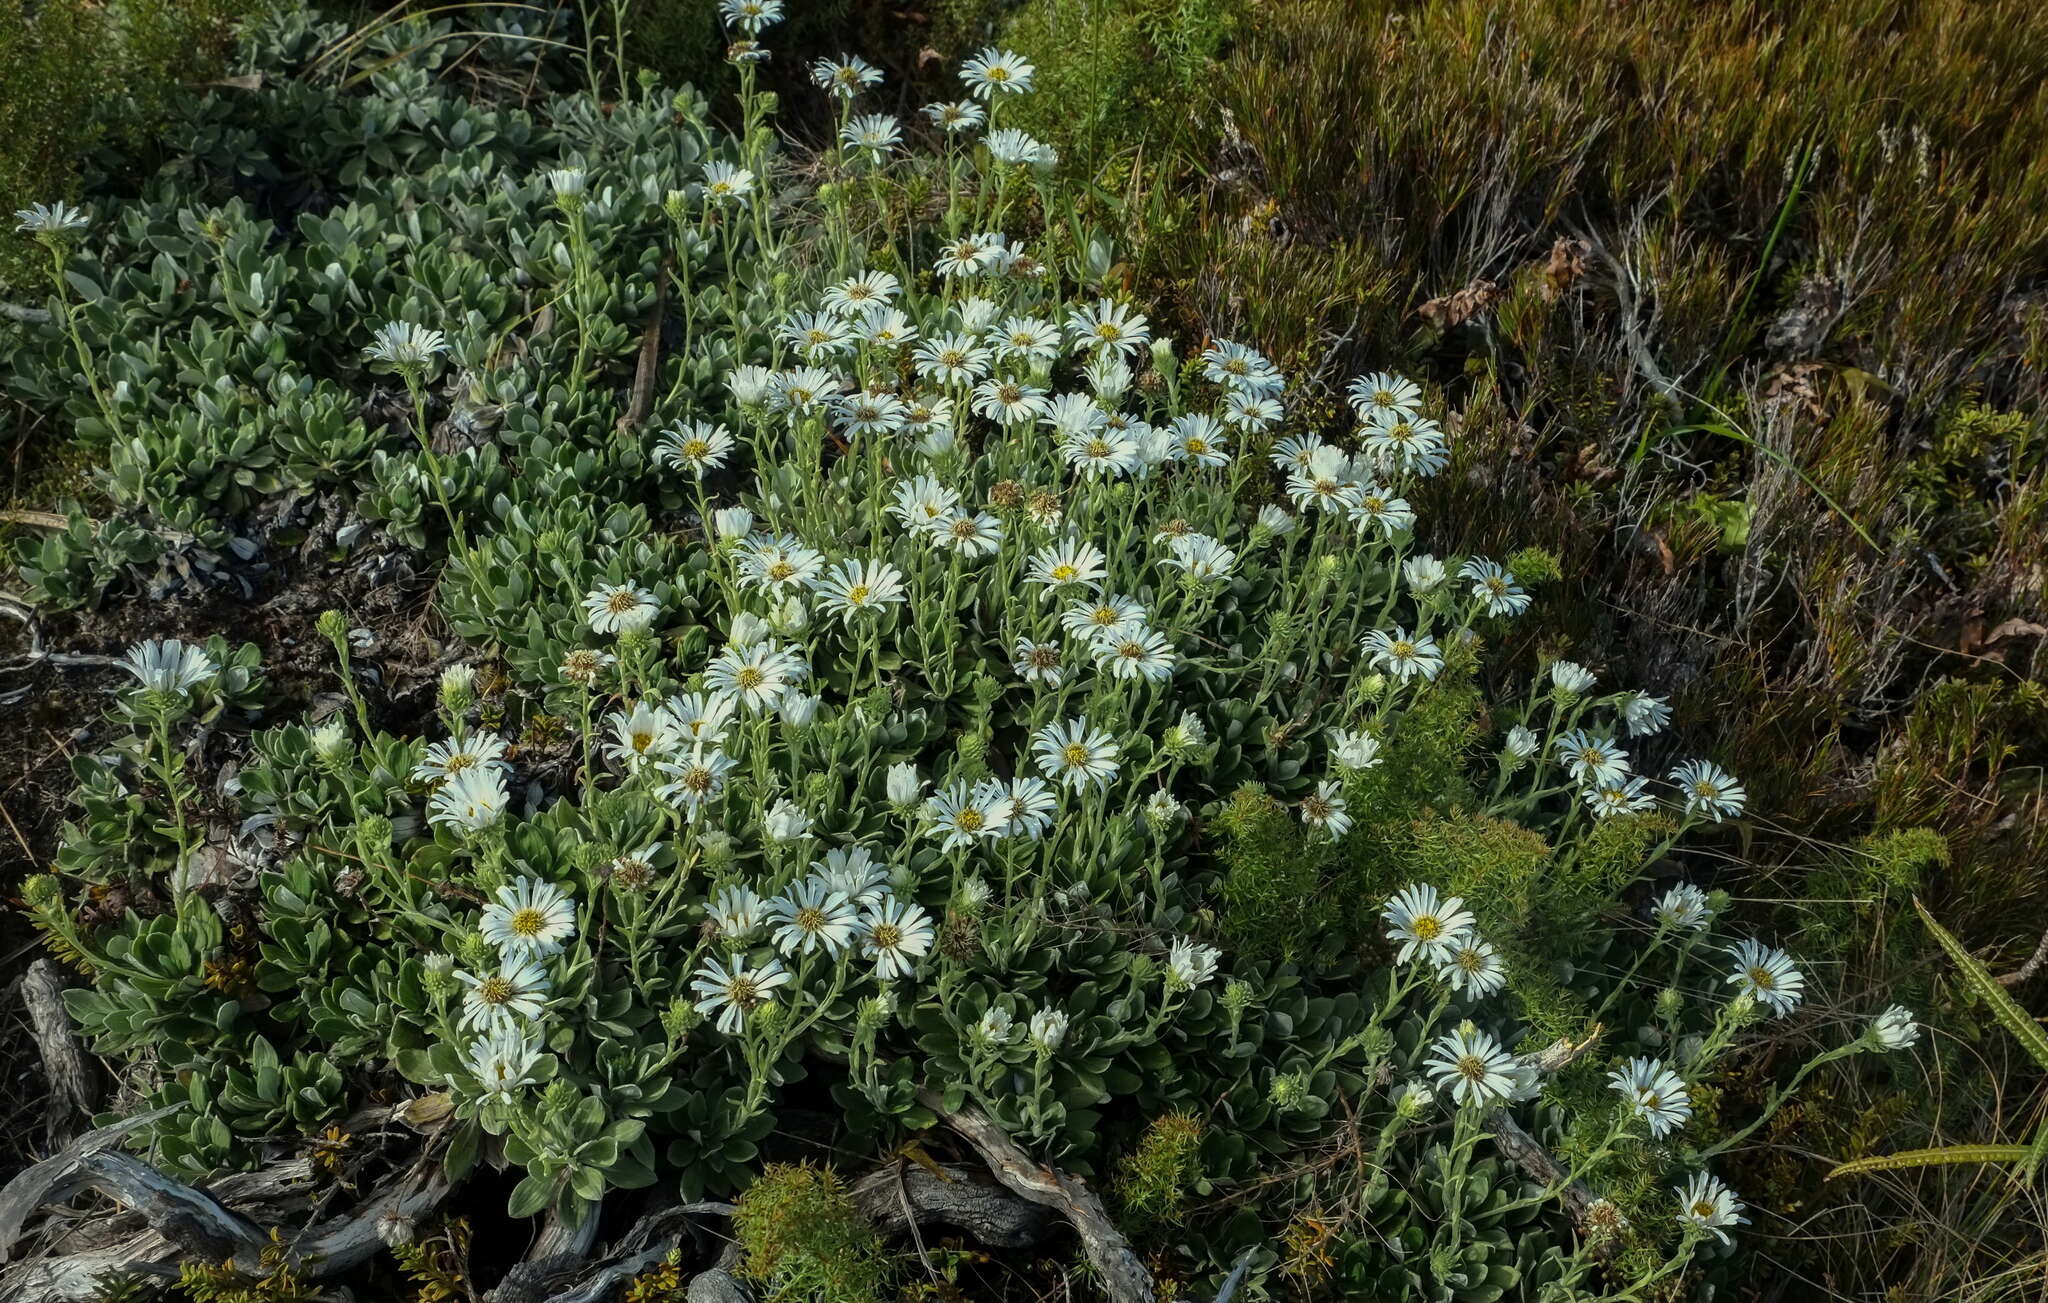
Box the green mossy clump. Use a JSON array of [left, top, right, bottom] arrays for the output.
[[1115, 1110, 1206, 1229], [733, 1164, 891, 1303], [1212, 782, 1323, 960]]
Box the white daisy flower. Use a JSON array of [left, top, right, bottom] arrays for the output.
[[1063, 429, 1142, 479], [1091, 627, 1177, 683], [1608, 1058, 1692, 1137], [971, 376, 1049, 425], [411, 731, 510, 784], [1869, 1004, 1920, 1051], [934, 509, 1004, 557], [363, 321, 448, 370], [1330, 728, 1382, 771], [461, 1024, 543, 1099], [427, 767, 509, 831], [583, 583, 660, 634], [1361, 626, 1443, 681], [1362, 412, 1449, 476], [886, 763, 925, 806], [1299, 780, 1352, 838], [1347, 485, 1415, 539], [1166, 938, 1220, 989], [1382, 883, 1475, 963], [1424, 1020, 1517, 1107], [1725, 938, 1804, 1017], [1674, 1172, 1747, 1245], [772, 366, 843, 413], [1584, 776, 1655, 818], [1554, 729, 1630, 786], [824, 270, 901, 317], [861, 898, 936, 980], [705, 639, 809, 712], [1061, 594, 1147, 643], [1503, 725, 1540, 760], [924, 780, 1010, 848], [1670, 760, 1747, 821], [654, 747, 737, 819], [1404, 554, 1447, 592], [975, 1007, 1016, 1044], [984, 128, 1057, 168], [14, 200, 90, 236], [961, 46, 1035, 98], [1460, 558, 1530, 616], [809, 53, 883, 98], [1549, 660, 1598, 696], [457, 955, 550, 1030], [1346, 371, 1422, 423], [691, 955, 792, 1033], [605, 702, 684, 772], [663, 691, 738, 749], [998, 776, 1058, 841], [1011, 638, 1065, 687], [1437, 936, 1506, 998], [811, 846, 891, 908], [700, 160, 756, 202], [1032, 717, 1120, 791], [1202, 339, 1285, 395], [1169, 413, 1230, 467], [1651, 883, 1715, 931], [117, 639, 218, 696], [839, 113, 902, 162], [1256, 504, 1297, 537], [1161, 533, 1237, 580], [996, 314, 1062, 363], [812, 558, 907, 623], [706, 885, 766, 938], [1026, 538, 1108, 598], [1029, 1008, 1070, 1050], [1619, 691, 1673, 736], [1065, 299, 1150, 357], [764, 798, 811, 842], [654, 420, 734, 479], [768, 880, 861, 958], [923, 99, 986, 133], [480, 877, 577, 958]]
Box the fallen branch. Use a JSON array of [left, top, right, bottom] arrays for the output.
[[18, 960, 101, 1148], [1997, 923, 2048, 987], [482, 1202, 736, 1303], [0, 1101, 456, 1302], [1, 303, 53, 327], [850, 1159, 1052, 1249], [918, 1089, 1154, 1303]]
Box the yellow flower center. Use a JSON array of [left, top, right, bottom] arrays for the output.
[[873, 923, 902, 948], [509, 908, 546, 938], [1062, 743, 1089, 767], [736, 667, 765, 690], [956, 809, 984, 832], [478, 976, 512, 1004], [606, 591, 636, 613], [1413, 916, 1442, 941], [846, 583, 871, 604]]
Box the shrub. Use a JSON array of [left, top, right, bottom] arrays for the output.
[[4, 8, 1926, 1300]]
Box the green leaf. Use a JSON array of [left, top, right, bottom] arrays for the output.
[[1915, 898, 2048, 1071], [1828, 1144, 2031, 1180], [507, 1171, 553, 1219]]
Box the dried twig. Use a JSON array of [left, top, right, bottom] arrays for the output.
[[919, 1089, 1155, 1303], [1997, 924, 2048, 987]]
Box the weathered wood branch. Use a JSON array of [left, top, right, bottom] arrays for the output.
[[918, 1089, 1155, 1303], [0, 1101, 455, 1302], [0, 303, 53, 326], [18, 960, 101, 1148], [851, 1159, 1052, 1248]]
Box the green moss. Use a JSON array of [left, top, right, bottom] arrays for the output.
[[1213, 782, 1324, 959], [733, 1164, 891, 1303], [1114, 1110, 1205, 1229]]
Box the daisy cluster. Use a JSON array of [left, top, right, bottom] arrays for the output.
[[15, 15, 1920, 1293]]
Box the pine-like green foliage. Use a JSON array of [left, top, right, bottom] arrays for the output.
[[733, 1164, 891, 1303], [0, 0, 257, 290], [1213, 782, 1322, 959], [1115, 1110, 1205, 1228]]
